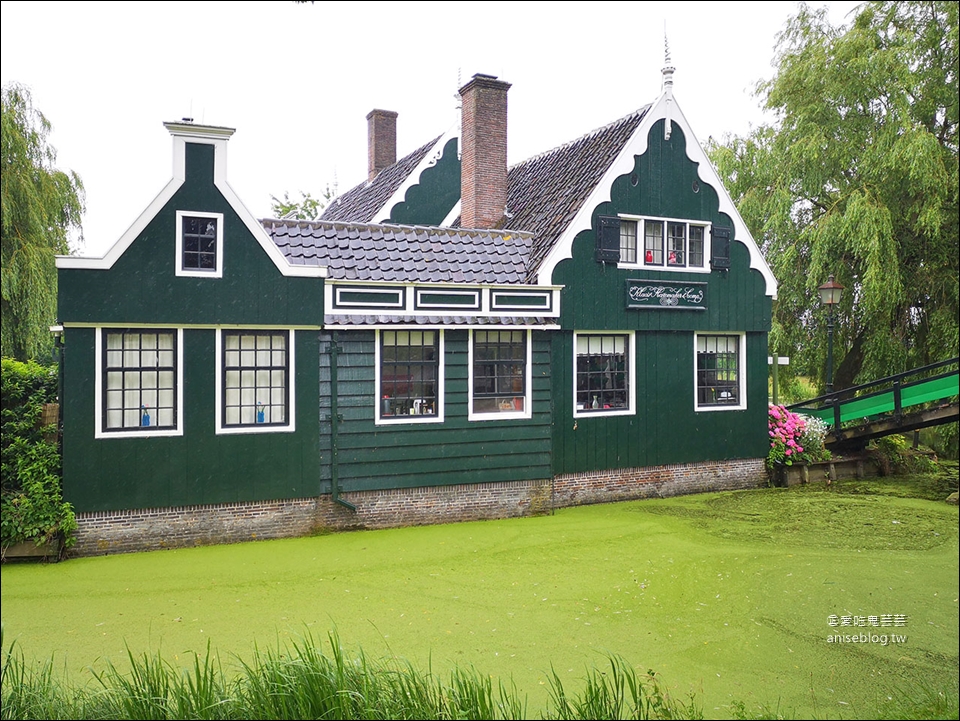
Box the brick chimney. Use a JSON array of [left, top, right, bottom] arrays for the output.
[[367, 109, 398, 180], [459, 73, 510, 229]]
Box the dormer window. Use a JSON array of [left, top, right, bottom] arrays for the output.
[[176, 210, 223, 277]]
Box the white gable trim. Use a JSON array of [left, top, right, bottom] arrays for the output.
[[440, 199, 462, 228], [375, 122, 460, 224], [535, 93, 776, 299], [57, 125, 327, 279]]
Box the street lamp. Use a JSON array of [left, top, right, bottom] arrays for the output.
[[818, 274, 844, 395]]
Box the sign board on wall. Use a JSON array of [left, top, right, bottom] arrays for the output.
[[625, 280, 707, 310]]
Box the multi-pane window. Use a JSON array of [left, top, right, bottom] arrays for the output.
[[380, 330, 439, 419], [181, 215, 218, 271], [473, 330, 527, 414], [696, 334, 741, 408], [222, 332, 288, 426], [576, 334, 629, 412], [619, 217, 708, 269], [619, 221, 637, 264], [103, 330, 177, 431]]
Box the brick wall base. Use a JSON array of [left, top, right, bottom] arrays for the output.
[[553, 458, 768, 507], [71, 459, 767, 557]]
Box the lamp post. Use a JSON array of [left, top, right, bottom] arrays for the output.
[[818, 274, 844, 395]]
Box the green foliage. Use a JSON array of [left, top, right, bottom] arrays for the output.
[[869, 433, 942, 476], [924, 421, 959, 460], [1, 357, 57, 490], [709, 1, 959, 392], [269, 186, 334, 221], [1, 83, 85, 361], [0, 357, 75, 550], [546, 657, 701, 720], [2, 627, 954, 720], [0, 627, 705, 720]]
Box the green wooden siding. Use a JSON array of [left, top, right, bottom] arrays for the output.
[[388, 138, 461, 226], [58, 143, 323, 328], [549, 122, 771, 475], [550, 331, 769, 475], [61, 327, 322, 512], [318, 330, 553, 493], [58, 140, 326, 512]]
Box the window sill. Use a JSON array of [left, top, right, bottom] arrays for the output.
[[216, 424, 296, 435], [96, 427, 183, 439], [572, 407, 634, 419], [617, 263, 710, 273], [376, 415, 445, 426]]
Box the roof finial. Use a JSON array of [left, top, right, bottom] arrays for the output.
[[662, 28, 675, 97], [662, 25, 675, 140]]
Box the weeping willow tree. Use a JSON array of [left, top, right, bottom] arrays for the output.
[[1, 83, 84, 361], [709, 1, 958, 392]]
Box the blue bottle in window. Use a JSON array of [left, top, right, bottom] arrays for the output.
[[256, 401, 265, 424], [140, 404, 151, 427]]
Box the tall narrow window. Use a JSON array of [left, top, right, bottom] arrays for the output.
[[667, 222, 686, 266], [689, 225, 705, 267], [643, 220, 664, 265], [619, 221, 637, 264], [472, 330, 527, 415], [103, 330, 177, 431], [576, 334, 629, 412], [696, 334, 742, 408], [222, 331, 289, 426], [380, 330, 439, 419]]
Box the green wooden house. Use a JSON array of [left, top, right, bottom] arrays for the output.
[[57, 64, 776, 555]]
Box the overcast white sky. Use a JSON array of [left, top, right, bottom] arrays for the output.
[[2, 1, 862, 255]]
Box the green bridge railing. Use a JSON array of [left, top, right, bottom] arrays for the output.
[[786, 356, 959, 432]]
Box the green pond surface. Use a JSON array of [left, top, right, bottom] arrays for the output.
[[2, 480, 957, 718]]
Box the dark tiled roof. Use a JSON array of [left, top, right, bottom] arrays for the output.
[[504, 107, 650, 280], [263, 218, 534, 284], [317, 105, 651, 282], [320, 136, 441, 223]]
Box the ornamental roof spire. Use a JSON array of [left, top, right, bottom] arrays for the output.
[[661, 32, 675, 99], [662, 30, 676, 139]]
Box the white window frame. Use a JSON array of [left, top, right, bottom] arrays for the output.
[[176, 210, 223, 278], [95, 327, 184, 439], [215, 329, 296, 435], [694, 332, 747, 412], [572, 330, 635, 419], [617, 214, 710, 273], [468, 328, 532, 421], [375, 328, 445, 425]]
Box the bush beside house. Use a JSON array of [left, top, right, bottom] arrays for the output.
[[0, 358, 76, 558]]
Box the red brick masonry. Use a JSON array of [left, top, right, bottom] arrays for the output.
[[72, 459, 767, 556]]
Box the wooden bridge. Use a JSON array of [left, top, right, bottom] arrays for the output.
[[786, 357, 959, 450]]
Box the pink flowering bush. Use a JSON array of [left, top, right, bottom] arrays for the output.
[[766, 404, 831, 469]]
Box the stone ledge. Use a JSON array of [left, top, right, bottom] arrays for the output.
[[773, 455, 880, 487]]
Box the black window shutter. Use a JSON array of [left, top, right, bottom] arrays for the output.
[[711, 226, 731, 270], [596, 216, 621, 263]]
